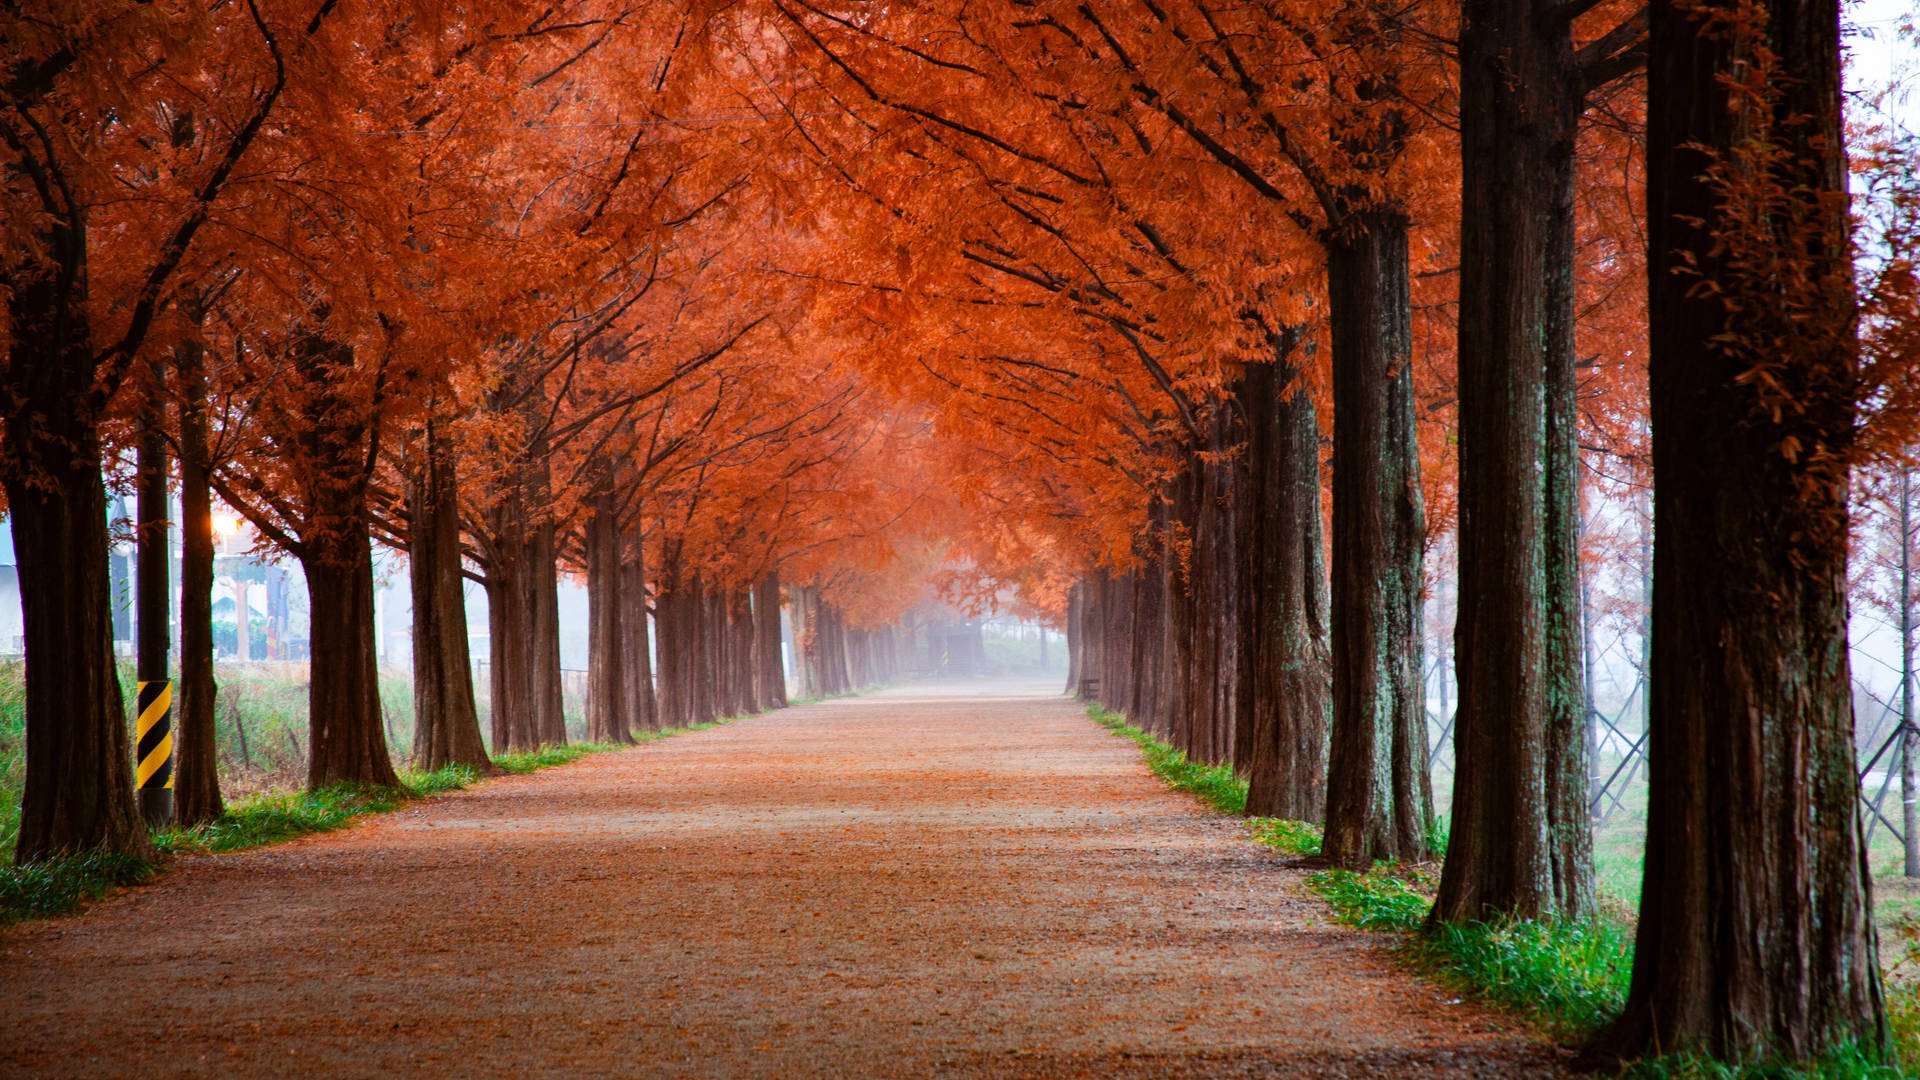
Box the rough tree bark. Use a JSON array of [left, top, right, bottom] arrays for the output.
[[585, 466, 631, 745], [623, 521, 657, 732], [1080, 576, 1105, 702], [302, 532, 400, 790], [2, 244, 152, 861], [173, 336, 224, 826], [755, 572, 788, 711], [1599, 0, 1886, 1061], [1322, 210, 1431, 868], [483, 485, 538, 753], [1239, 342, 1332, 822], [529, 509, 567, 746], [1434, 0, 1601, 923], [1064, 583, 1083, 695], [407, 418, 490, 771], [692, 574, 718, 721], [729, 589, 756, 716]]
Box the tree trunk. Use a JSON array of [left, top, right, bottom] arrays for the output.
[[1202, 410, 1241, 767], [623, 521, 658, 733], [174, 338, 224, 826], [755, 572, 788, 711], [484, 493, 538, 753], [1322, 210, 1431, 867], [7, 442, 151, 859], [1166, 471, 1199, 748], [1433, 0, 1594, 923], [1130, 556, 1164, 733], [585, 470, 630, 744], [3, 245, 153, 860], [1240, 345, 1332, 821], [690, 574, 717, 722], [303, 532, 401, 790], [408, 419, 491, 772], [529, 513, 566, 746], [1080, 576, 1104, 703], [1064, 584, 1083, 695], [790, 582, 815, 703], [1601, 0, 1885, 1060]]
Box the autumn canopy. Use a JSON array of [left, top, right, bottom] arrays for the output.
[[4, 0, 1918, 1069]]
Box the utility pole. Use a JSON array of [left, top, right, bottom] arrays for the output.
[[1901, 469, 1918, 877], [135, 375, 174, 829]]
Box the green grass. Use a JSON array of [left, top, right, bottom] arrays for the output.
[[1411, 915, 1632, 1040], [492, 742, 621, 774], [0, 660, 24, 859], [1303, 865, 1436, 932], [1101, 701, 1920, 1072], [0, 712, 751, 926], [1095, 701, 1642, 1051], [1250, 816, 1323, 855], [1089, 705, 1247, 815], [1619, 1043, 1906, 1080], [155, 763, 481, 857], [0, 851, 160, 925]]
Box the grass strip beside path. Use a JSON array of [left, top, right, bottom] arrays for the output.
[[1086, 703, 1917, 1078], [2, 719, 740, 926]]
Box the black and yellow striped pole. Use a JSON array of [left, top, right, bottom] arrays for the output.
[[136, 381, 174, 829], [135, 680, 173, 824]]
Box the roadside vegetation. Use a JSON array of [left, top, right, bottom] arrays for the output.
[[1090, 704, 1920, 1078], [0, 658, 748, 926]]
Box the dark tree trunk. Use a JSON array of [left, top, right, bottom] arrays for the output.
[[1166, 470, 1198, 748], [691, 574, 717, 722], [1080, 577, 1105, 703], [1151, 531, 1180, 738], [585, 470, 630, 745], [3, 243, 152, 861], [1239, 346, 1332, 822], [1322, 211, 1431, 867], [1130, 553, 1164, 732], [1103, 570, 1132, 715], [6, 452, 151, 860], [755, 572, 788, 710], [731, 589, 757, 714], [174, 339, 224, 826], [1434, 0, 1594, 923], [1600, 0, 1885, 1061], [303, 532, 400, 790], [408, 419, 491, 772], [654, 543, 686, 728], [529, 512, 566, 746], [1201, 409, 1241, 767], [484, 495, 538, 753], [1064, 584, 1083, 695], [623, 522, 657, 732]]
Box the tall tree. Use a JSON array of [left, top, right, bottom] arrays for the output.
[[172, 329, 224, 826], [407, 416, 491, 771], [0, 0, 308, 860], [1435, 0, 1644, 924], [1598, 0, 1884, 1062]]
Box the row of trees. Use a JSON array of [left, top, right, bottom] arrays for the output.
[[7, 0, 1919, 1069], [2, 1, 947, 857], [760, 0, 1918, 1068]]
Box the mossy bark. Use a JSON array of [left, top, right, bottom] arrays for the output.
[[1322, 210, 1431, 868]]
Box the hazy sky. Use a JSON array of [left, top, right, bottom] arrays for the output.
[[1850, 0, 1917, 131]]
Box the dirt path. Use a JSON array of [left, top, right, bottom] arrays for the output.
[[2, 680, 1562, 1079]]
